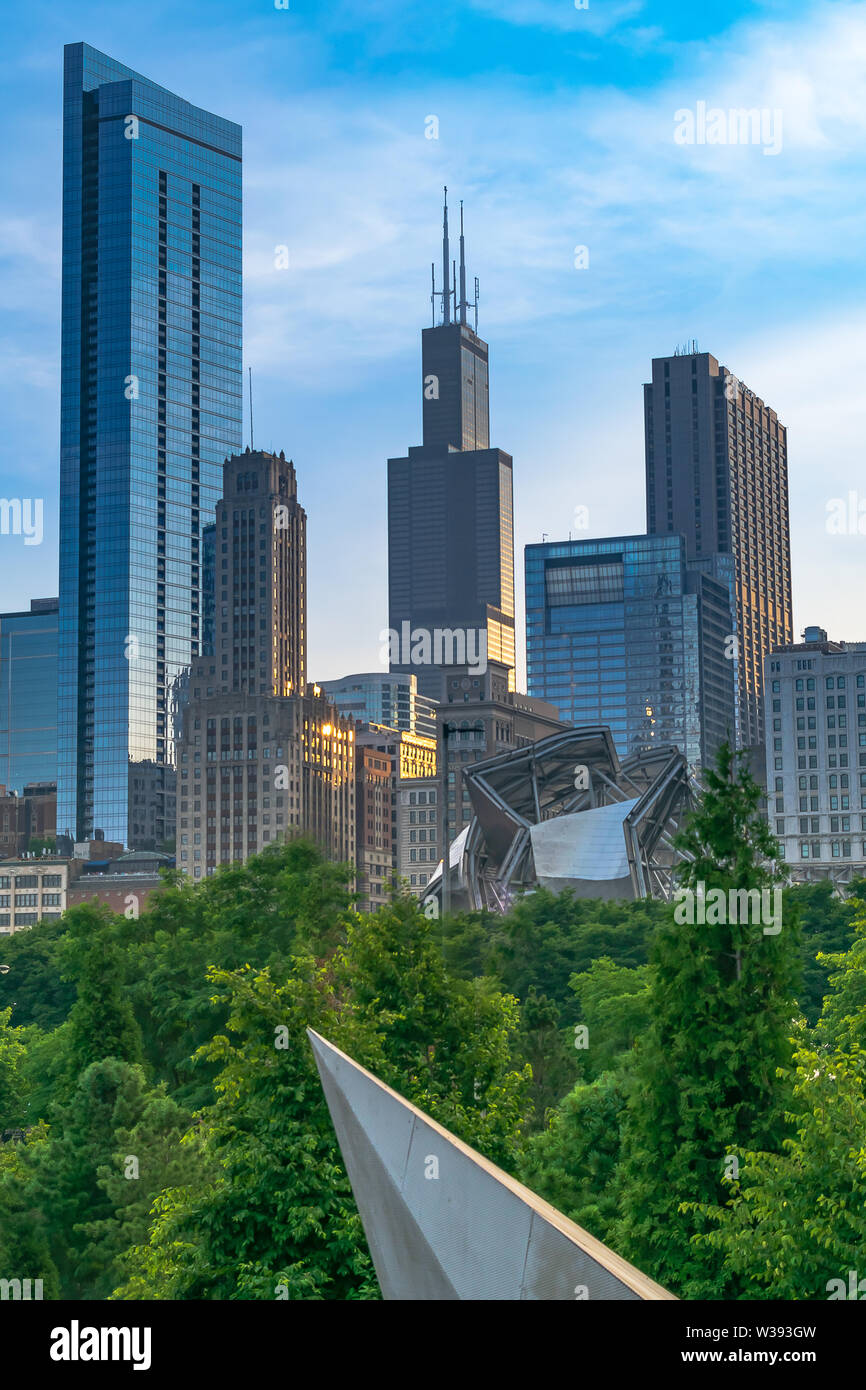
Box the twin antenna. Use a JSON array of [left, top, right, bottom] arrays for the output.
[[431, 187, 479, 332]]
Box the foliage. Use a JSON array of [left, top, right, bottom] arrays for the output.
[[612, 743, 801, 1298]]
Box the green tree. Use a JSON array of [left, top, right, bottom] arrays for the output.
[[0, 1006, 29, 1131], [569, 957, 652, 1081], [612, 743, 801, 1298], [787, 879, 864, 1024], [0, 915, 75, 1031], [517, 988, 579, 1129], [23, 1059, 191, 1297], [0, 1124, 60, 1296], [334, 894, 531, 1168], [518, 1070, 627, 1244], [60, 905, 143, 1077], [113, 962, 377, 1300]]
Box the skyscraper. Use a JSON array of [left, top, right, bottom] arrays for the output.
[[0, 599, 59, 793], [209, 449, 306, 698], [387, 192, 515, 700], [58, 44, 243, 846], [644, 349, 792, 748], [177, 450, 353, 877], [525, 534, 735, 770]]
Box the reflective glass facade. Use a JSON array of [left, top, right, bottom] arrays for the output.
[[525, 535, 736, 771], [58, 44, 242, 844], [0, 601, 59, 793]]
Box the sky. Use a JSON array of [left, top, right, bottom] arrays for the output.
[[2, 0, 865, 688]]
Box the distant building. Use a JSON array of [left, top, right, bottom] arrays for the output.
[[128, 760, 176, 852], [765, 627, 866, 883], [0, 599, 58, 794], [644, 349, 792, 747], [0, 858, 76, 934], [525, 534, 735, 772], [387, 192, 515, 700], [319, 672, 437, 740], [355, 724, 439, 895], [57, 44, 243, 846], [177, 450, 353, 877], [67, 850, 173, 916], [354, 744, 394, 912], [436, 660, 566, 892], [0, 782, 58, 858]]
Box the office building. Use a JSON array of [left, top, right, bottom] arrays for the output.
[[176, 450, 352, 876], [766, 627, 866, 883], [0, 859, 73, 934], [437, 660, 565, 883], [525, 535, 735, 771], [387, 192, 515, 700], [354, 744, 394, 912], [355, 723, 438, 894], [58, 43, 243, 847], [644, 349, 792, 747], [0, 599, 59, 793], [319, 672, 436, 740]]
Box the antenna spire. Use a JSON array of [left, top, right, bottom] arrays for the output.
[[248, 367, 255, 451], [458, 200, 468, 325], [442, 186, 451, 325]]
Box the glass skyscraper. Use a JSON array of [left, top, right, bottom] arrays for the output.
[[525, 534, 735, 771], [0, 600, 59, 793], [58, 44, 242, 845]]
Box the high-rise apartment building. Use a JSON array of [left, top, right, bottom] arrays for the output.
[[0, 599, 59, 793], [765, 627, 866, 884], [58, 44, 243, 847], [644, 350, 792, 748], [387, 193, 515, 700], [525, 535, 735, 770]]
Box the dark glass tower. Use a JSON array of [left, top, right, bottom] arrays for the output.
[[387, 192, 515, 700], [525, 535, 735, 770], [0, 599, 59, 793], [58, 44, 242, 845], [644, 350, 792, 749]]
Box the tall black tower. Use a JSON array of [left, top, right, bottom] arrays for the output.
[[387, 191, 515, 700]]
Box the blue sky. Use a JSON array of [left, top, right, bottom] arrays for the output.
[[2, 0, 866, 685]]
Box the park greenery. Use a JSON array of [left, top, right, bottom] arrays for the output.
[[0, 745, 865, 1300]]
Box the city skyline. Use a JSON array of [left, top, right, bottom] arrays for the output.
[[2, 3, 866, 693]]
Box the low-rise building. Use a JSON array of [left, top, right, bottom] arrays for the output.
[[0, 857, 77, 934]]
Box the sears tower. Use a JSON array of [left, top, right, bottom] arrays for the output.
[[58, 45, 242, 845], [387, 191, 515, 699]]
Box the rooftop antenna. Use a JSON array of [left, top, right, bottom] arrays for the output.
[[431, 262, 436, 326], [442, 187, 451, 325], [458, 201, 468, 325], [248, 367, 255, 451], [452, 258, 457, 321], [474, 276, 479, 333]]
